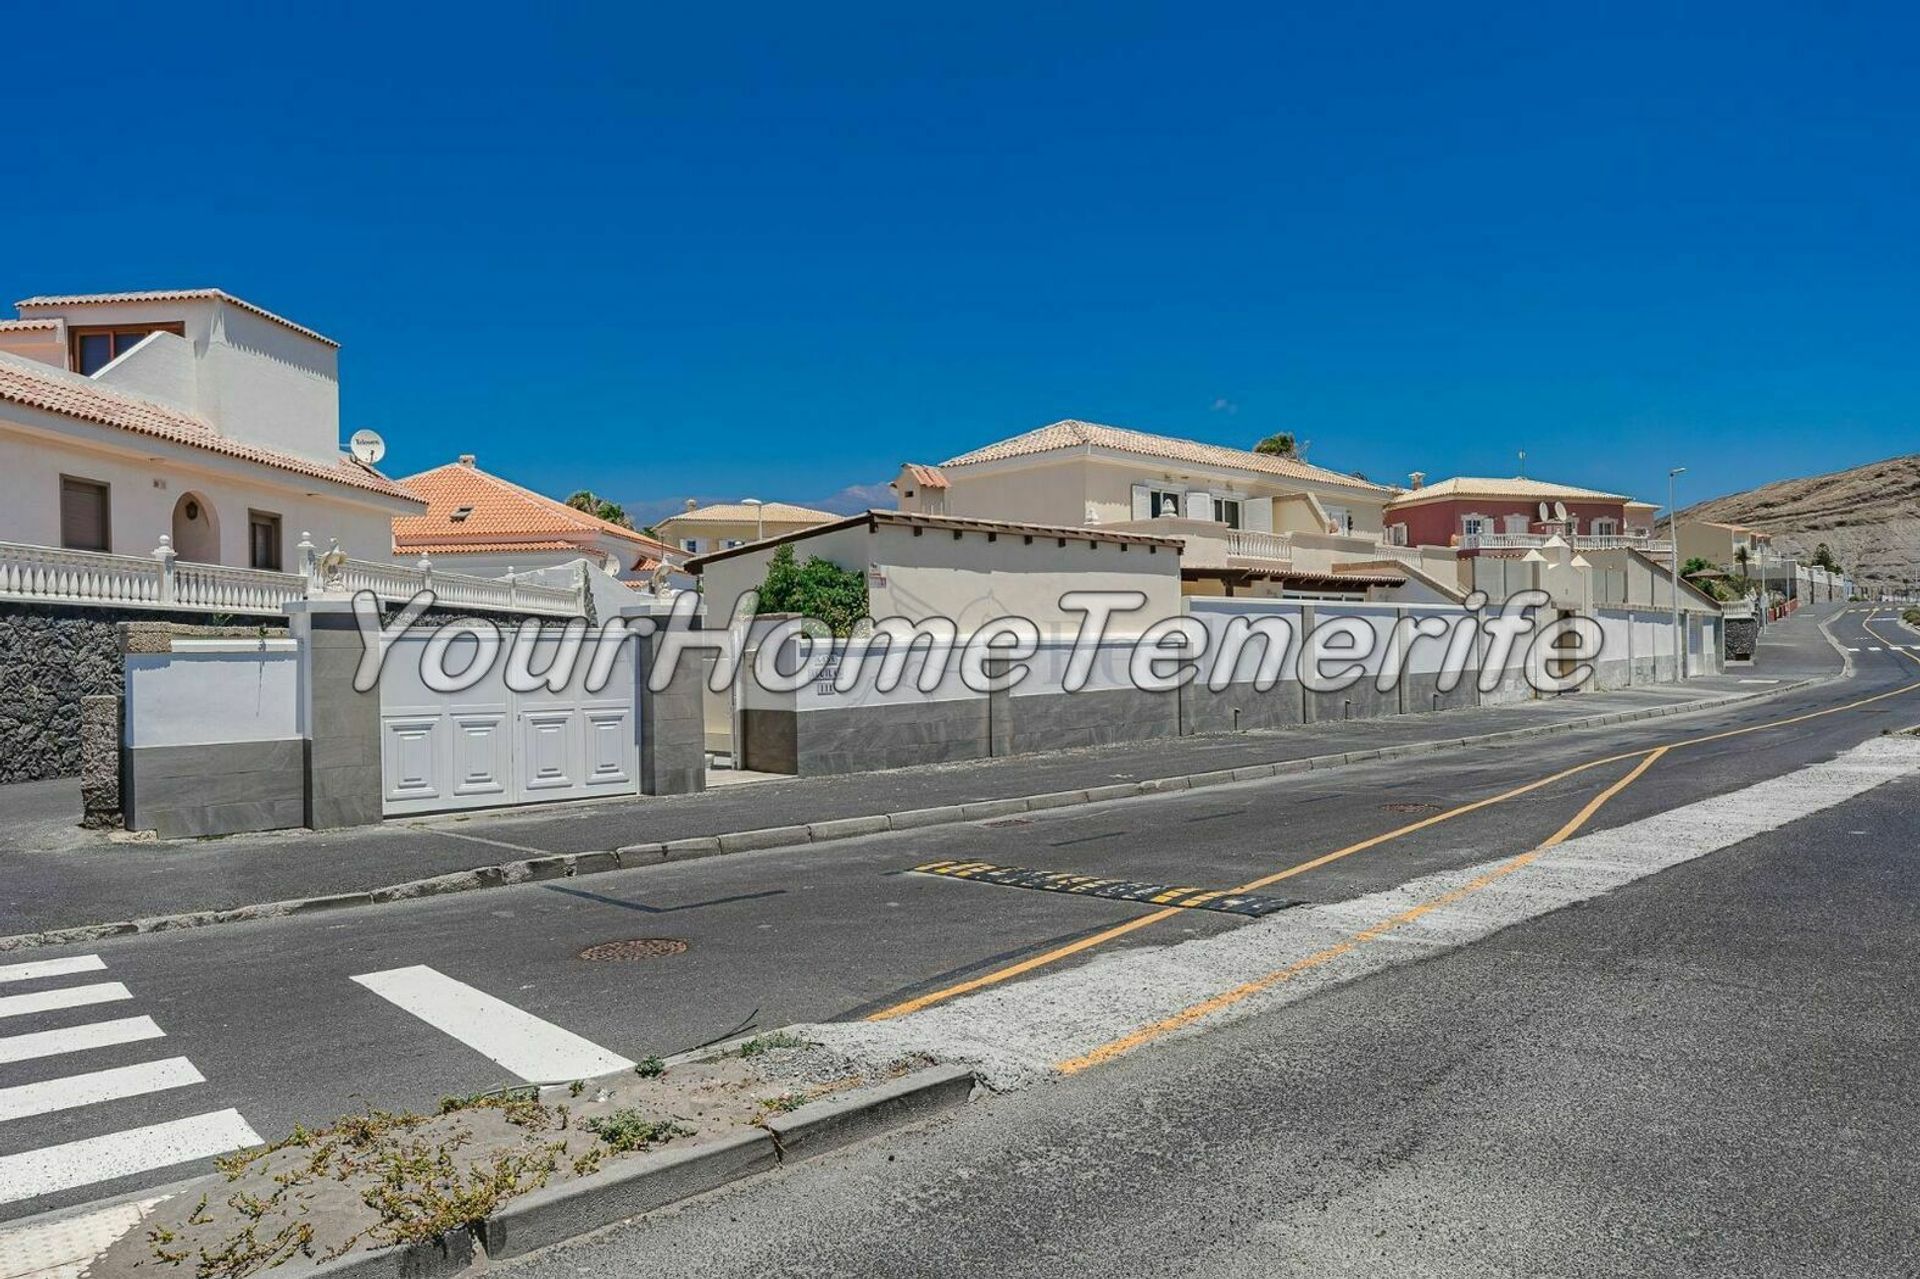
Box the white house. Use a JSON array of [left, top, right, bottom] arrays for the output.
[[0, 289, 422, 569]]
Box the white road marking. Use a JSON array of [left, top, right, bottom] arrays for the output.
[[1736, 679, 1781, 685], [0, 956, 105, 985], [0, 984, 131, 1021], [351, 965, 634, 1082], [0, 1057, 203, 1124], [0, 1016, 165, 1067], [0, 1109, 261, 1206], [814, 736, 1920, 1088]]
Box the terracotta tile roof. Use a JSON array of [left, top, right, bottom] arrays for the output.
[[0, 319, 60, 332], [660, 501, 840, 525], [940, 419, 1394, 494], [685, 508, 1184, 570], [1387, 476, 1633, 506], [15, 289, 338, 347], [0, 352, 420, 503], [899, 463, 949, 489], [393, 460, 676, 562]]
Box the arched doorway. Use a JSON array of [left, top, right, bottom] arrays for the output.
[[170, 492, 221, 563]]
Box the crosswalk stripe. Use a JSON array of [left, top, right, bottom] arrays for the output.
[[0, 1057, 203, 1124], [0, 1109, 261, 1206], [351, 965, 634, 1082], [0, 983, 131, 1021], [0, 1015, 165, 1066], [0, 956, 106, 985]]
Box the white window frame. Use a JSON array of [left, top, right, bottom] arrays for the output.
[[1212, 496, 1242, 529], [1461, 513, 1490, 537], [1149, 488, 1183, 518]]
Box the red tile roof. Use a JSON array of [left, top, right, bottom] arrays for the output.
[[943, 419, 1394, 494], [0, 354, 420, 503], [15, 289, 338, 347], [394, 460, 676, 565], [900, 462, 949, 489]]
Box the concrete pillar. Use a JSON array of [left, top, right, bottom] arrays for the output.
[[80, 694, 122, 829], [287, 598, 383, 829], [638, 632, 709, 795], [1298, 604, 1317, 723]]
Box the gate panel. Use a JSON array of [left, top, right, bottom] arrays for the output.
[[378, 627, 638, 816]]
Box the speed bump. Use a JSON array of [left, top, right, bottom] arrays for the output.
[[912, 860, 1299, 917]]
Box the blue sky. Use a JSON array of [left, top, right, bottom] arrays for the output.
[[5, 2, 1914, 520]]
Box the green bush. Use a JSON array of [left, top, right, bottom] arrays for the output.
[[755, 545, 868, 637]]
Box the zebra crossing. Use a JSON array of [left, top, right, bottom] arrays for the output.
[[0, 953, 260, 1209]]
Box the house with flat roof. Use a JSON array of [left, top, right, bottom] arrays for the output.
[[1670, 518, 1774, 571], [393, 455, 679, 582], [1383, 473, 1666, 557], [893, 419, 1408, 596], [653, 499, 839, 556], [0, 288, 422, 569]]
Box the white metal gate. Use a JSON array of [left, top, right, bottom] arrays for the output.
[[378, 627, 639, 816]]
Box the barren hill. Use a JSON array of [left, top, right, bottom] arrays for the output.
[[1670, 454, 1920, 591]]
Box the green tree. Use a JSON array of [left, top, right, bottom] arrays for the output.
[[1680, 556, 1717, 578], [1811, 542, 1842, 573], [1252, 432, 1297, 457], [566, 491, 633, 529], [755, 545, 869, 637]]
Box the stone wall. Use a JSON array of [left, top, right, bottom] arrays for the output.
[[1725, 615, 1759, 661], [0, 602, 242, 784]]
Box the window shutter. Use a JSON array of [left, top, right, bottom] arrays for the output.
[[1131, 484, 1151, 520], [1185, 490, 1210, 520], [1243, 497, 1273, 532], [60, 479, 108, 552]]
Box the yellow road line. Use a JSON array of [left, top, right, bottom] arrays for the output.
[[1055, 749, 1672, 1074], [868, 636, 1920, 1024]]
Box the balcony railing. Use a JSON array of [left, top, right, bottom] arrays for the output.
[[1459, 531, 1671, 554], [0, 536, 585, 618], [1223, 530, 1295, 562]]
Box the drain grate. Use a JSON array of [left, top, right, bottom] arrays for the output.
[[1383, 801, 1443, 814], [578, 938, 688, 961]]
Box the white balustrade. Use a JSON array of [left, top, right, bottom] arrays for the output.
[[1223, 529, 1295, 562], [0, 538, 585, 618]]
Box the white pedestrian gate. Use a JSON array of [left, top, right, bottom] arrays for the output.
[[378, 626, 639, 816]]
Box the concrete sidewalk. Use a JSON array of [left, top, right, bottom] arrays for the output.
[[0, 605, 1847, 944]]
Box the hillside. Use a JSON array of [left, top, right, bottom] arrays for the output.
[[1671, 454, 1920, 591]]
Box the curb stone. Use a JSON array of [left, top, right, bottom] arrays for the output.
[[0, 675, 1835, 953]]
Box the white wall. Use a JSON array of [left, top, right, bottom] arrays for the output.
[[0, 414, 397, 564], [125, 644, 300, 747]]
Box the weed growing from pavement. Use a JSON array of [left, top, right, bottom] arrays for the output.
[[735, 1030, 812, 1058], [635, 1055, 667, 1077], [584, 1109, 693, 1152], [755, 1092, 810, 1118]]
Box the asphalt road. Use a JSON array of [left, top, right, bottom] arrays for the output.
[[1, 604, 1915, 1227], [500, 751, 1920, 1277]]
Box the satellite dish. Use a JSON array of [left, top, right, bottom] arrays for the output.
[[1553, 500, 1569, 521], [1537, 501, 1550, 521], [349, 429, 386, 466]]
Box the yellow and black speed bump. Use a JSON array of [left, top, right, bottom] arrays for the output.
[[912, 860, 1300, 918]]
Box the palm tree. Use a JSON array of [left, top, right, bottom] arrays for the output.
[[566, 490, 633, 529], [1253, 432, 1298, 458]]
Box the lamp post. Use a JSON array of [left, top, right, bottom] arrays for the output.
[[1668, 467, 1686, 678], [741, 497, 765, 544]]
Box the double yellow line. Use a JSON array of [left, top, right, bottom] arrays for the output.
[[870, 619, 1920, 1048]]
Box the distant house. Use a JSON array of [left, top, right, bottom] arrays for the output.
[[653, 500, 838, 556], [393, 456, 678, 582], [1671, 519, 1773, 571], [0, 289, 422, 566], [1383, 474, 1664, 555], [893, 419, 1417, 596]]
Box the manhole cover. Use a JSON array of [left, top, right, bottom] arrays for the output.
[[1383, 802, 1443, 814], [577, 938, 688, 961]]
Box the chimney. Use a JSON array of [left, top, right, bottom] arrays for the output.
[[458, 454, 476, 467], [684, 498, 698, 512], [1408, 471, 1425, 490]]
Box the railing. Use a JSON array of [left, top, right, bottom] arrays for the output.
[[0, 536, 585, 618], [1223, 530, 1295, 562], [1459, 531, 1671, 554]]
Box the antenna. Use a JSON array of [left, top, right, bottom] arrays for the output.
[[1517, 448, 1526, 478], [348, 429, 387, 466], [1553, 500, 1569, 521]]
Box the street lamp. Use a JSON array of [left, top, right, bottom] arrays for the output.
[[1668, 467, 1686, 678], [741, 497, 765, 544]]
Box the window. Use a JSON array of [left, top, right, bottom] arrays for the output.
[[248, 510, 283, 571], [1212, 497, 1242, 529], [59, 476, 111, 551], [721, 539, 744, 550], [681, 538, 701, 554], [1502, 513, 1529, 534], [70, 323, 185, 376], [1325, 504, 1353, 533], [1387, 523, 1409, 546], [1461, 515, 1488, 537], [1149, 489, 1183, 518]]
